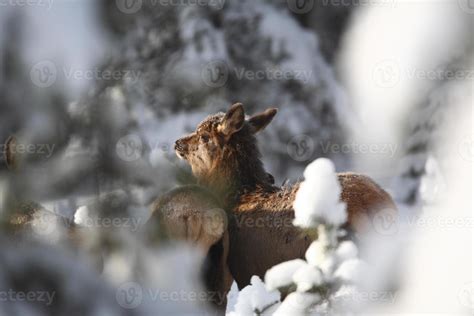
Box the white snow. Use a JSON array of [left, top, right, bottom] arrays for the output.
[[264, 259, 306, 291], [419, 155, 446, 204], [306, 244, 337, 276], [30, 209, 66, 243], [334, 259, 366, 284], [292, 264, 324, 293], [305, 240, 329, 267], [273, 292, 321, 316], [225, 282, 240, 315], [179, 6, 228, 62], [335, 241, 358, 262], [257, 4, 318, 86], [331, 285, 359, 310], [0, 179, 7, 215], [293, 158, 347, 228], [229, 276, 280, 316], [74, 205, 90, 225]]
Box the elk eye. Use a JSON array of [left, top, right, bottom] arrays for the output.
[[200, 134, 210, 143]]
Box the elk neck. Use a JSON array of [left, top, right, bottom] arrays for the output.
[[197, 134, 276, 208]]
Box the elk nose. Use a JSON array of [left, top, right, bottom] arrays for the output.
[[174, 139, 185, 152]]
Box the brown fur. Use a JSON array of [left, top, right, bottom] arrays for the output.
[[175, 103, 397, 289], [148, 185, 233, 311], [228, 174, 397, 287]]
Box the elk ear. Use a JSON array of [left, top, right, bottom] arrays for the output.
[[219, 103, 245, 139], [248, 108, 278, 134]]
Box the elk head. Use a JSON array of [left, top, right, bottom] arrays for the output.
[[174, 103, 277, 194]]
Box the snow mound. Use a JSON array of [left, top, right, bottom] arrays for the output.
[[74, 205, 90, 225], [293, 158, 347, 228], [229, 276, 280, 316], [273, 292, 321, 316], [335, 241, 358, 262], [293, 264, 324, 293], [265, 259, 306, 291], [419, 155, 446, 204], [334, 259, 366, 284]]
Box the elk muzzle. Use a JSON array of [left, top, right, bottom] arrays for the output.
[[174, 138, 188, 159]]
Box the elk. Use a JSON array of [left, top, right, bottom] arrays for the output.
[[147, 185, 233, 312], [174, 103, 397, 290]]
